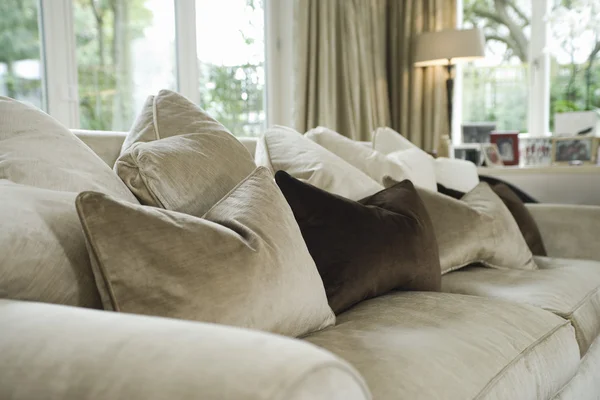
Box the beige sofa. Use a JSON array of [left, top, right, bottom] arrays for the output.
[[2, 129, 600, 400]]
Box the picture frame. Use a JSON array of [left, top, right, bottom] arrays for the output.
[[453, 143, 484, 166], [461, 123, 496, 144], [491, 131, 519, 166], [481, 143, 504, 167], [551, 136, 598, 165], [520, 137, 552, 166]]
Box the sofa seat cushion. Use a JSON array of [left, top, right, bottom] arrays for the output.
[[442, 256, 600, 356], [304, 292, 580, 400]]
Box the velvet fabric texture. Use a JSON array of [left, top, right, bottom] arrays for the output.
[[437, 183, 547, 256], [76, 168, 335, 338], [275, 171, 441, 314]]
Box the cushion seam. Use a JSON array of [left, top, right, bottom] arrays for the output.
[[117, 157, 167, 209], [474, 321, 572, 399], [152, 94, 160, 140], [203, 167, 264, 219], [76, 194, 122, 312], [561, 285, 600, 318]]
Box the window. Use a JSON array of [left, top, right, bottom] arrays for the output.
[[196, 0, 265, 136], [550, 0, 600, 126], [461, 0, 531, 133], [0, 0, 44, 110], [74, 0, 177, 131], [459, 0, 600, 137], [0, 1, 282, 135]]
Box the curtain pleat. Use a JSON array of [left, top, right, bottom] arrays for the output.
[[294, 0, 456, 150]]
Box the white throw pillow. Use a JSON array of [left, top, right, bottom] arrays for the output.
[[386, 149, 437, 192], [305, 126, 409, 188], [434, 157, 480, 193], [0, 97, 136, 202], [76, 167, 336, 338], [256, 126, 383, 200], [372, 127, 418, 155]]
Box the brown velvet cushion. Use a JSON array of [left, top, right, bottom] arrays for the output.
[[275, 171, 441, 314], [437, 183, 547, 256]]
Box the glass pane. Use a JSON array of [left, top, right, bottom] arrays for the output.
[[196, 0, 265, 136], [0, 0, 44, 109], [550, 0, 600, 128], [74, 0, 176, 131], [462, 0, 531, 134]]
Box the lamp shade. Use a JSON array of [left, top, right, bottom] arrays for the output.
[[414, 28, 485, 67]]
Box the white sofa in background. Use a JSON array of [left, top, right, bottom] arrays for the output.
[[2, 128, 600, 400]]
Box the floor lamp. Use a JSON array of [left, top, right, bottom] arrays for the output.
[[414, 28, 485, 151]]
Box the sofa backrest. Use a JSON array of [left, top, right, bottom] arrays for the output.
[[72, 129, 259, 167]]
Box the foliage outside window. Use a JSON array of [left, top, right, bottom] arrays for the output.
[[196, 0, 265, 137], [462, 0, 600, 133], [74, 0, 177, 131], [0, 0, 43, 110]]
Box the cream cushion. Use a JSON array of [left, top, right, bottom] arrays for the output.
[[442, 256, 600, 355], [122, 89, 242, 153], [371, 126, 417, 154], [0, 181, 101, 309], [117, 89, 255, 216], [305, 126, 408, 187], [386, 148, 437, 191], [554, 337, 600, 400], [0, 299, 369, 400], [116, 133, 255, 217], [384, 179, 537, 274], [305, 292, 579, 400], [434, 157, 480, 193], [256, 126, 383, 200], [76, 167, 335, 337], [410, 182, 537, 274], [0, 97, 136, 202]]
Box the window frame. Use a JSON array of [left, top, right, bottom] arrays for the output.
[[455, 0, 552, 142], [36, 0, 284, 132]]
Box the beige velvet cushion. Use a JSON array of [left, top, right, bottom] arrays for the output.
[[385, 179, 537, 274], [0, 299, 369, 400], [76, 167, 335, 337], [256, 126, 383, 201], [116, 133, 255, 216], [305, 126, 409, 187], [305, 292, 580, 400], [554, 337, 600, 400], [122, 89, 242, 153], [0, 97, 136, 202], [117, 90, 255, 215], [442, 256, 600, 356], [0, 181, 101, 308]]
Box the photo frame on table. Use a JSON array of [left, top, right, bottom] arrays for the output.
[[491, 131, 519, 166], [551, 136, 598, 165], [461, 123, 496, 144], [481, 143, 504, 168], [521, 137, 552, 166]]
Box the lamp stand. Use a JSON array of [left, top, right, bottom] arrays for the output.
[[445, 59, 454, 139]]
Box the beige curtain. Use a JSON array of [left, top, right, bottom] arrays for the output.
[[387, 0, 456, 152], [294, 0, 391, 141], [294, 0, 456, 150]]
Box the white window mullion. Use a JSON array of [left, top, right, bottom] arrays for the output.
[[40, 0, 79, 128], [453, 0, 464, 146], [265, 0, 294, 127], [175, 0, 199, 104], [529, 0, 551, 136]]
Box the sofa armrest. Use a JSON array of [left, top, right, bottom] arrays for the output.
[[0, 300, 370, 400], [526, 204, 600, 262]]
